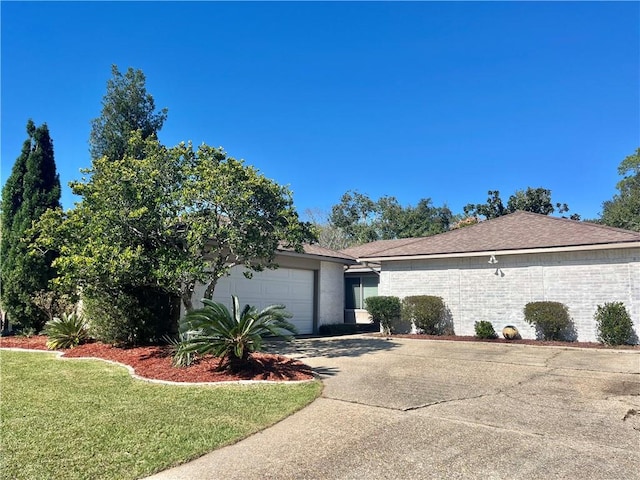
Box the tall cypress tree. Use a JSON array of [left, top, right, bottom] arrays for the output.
[[1, 120, 61, 331]]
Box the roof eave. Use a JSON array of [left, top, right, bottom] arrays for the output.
[[277, 249, 358, 265], [357, 241, 640, 263]]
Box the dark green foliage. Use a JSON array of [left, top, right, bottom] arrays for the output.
[[600, 148, 640, 231], [474, 321, 498, 339], [90, 65, 167, 161], [45, 312, 90, 350], [318, 323, 359, 336], [464, 190, 506, 219], [365, 296, 401, 335], [174, 296, 297, 371], [595, 302, 636, 345], [328, 190, 453, 247], [402, 295, 447, 335], [83, 286, 177, 346], [35, 133, 316, 316], [523, 301, 573, 341], [464, 188, 575, 220], [1, 120, 61, 331]]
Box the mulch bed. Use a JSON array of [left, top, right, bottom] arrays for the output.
[[3, 333, 636, 384], [386, 333, 640, 350], [0, 335, 314, 383]]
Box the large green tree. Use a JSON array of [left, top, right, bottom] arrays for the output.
[[1, 120, 61, 331], [600, 148, 640, 231], [464, 187, 576, 220], [304, 209, 352, 251], [328, 191, 453, 246], [89, 65, 167, 161], [33, 134, 316, 316]]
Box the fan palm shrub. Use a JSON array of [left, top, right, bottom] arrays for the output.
[[45, 312, 90, 350], [173, 296, 297, 371]]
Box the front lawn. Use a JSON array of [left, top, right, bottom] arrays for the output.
[[0, 350, 322, 480]]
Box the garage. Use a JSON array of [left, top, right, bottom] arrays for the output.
[[186, 245, 356, 335], [212, 266, 316, 334]]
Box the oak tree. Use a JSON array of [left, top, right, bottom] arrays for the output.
[[33, 134, 316, 316], [600, 148, 640, 231]]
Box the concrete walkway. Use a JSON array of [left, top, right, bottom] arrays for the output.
[[145, 336, 640, 480]]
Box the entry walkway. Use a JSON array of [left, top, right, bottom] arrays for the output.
[[146, 336, 640, 479]]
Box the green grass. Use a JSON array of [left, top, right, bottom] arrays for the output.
[[0, 350, 322, 480]]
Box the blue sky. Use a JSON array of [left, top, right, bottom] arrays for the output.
[[2, 1, 638, 222]]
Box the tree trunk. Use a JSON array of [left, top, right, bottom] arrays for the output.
[[180, 281, 195, 313], [203, 278, 218, 300]]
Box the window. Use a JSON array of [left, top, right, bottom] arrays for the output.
[[345, 275, 378, 309]]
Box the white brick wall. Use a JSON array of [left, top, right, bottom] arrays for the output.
[[379, 248, 640, 343], [318, 261, 345, 327]]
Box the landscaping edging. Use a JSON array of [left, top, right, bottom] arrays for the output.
[[0, 347, 319, 386]]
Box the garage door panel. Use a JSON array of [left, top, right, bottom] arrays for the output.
[[263, 283, 292, 296], [212, 267, 314, 334]]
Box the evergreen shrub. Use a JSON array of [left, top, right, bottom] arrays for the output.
[[83, 286, 177, 346], [474, 321, 498, 339], [595, 302, 636, 346], [523, 301, 572, 341], [402, 295, 447, 335], [365, 296, 401, 335]]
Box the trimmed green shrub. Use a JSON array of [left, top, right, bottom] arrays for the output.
[[319, 323, 359, 336], [365, 296, 401, 335], [595, 302, 636, 346], [83, 286, 179, 346], [523, 301, 572, 341], [474, 321, 498, 339], [45, 312, 90, 350], [402, 295, 446, 335]]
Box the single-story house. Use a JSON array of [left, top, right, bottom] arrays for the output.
[[190, 245, 356, 334], [341, 211, 640, 342]]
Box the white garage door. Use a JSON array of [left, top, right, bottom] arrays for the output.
[[212, 267, 315, 335]]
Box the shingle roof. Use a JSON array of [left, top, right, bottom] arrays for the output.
[[346, 211, 640, 260], [340, 237, 426, 259], [278, 243, 357, 263]]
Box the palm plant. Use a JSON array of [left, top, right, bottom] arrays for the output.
[[173, 296, 297, 371], [45, 312, 90, 350]]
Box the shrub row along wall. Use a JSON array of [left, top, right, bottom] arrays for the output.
[[378, 248, 639, 343]]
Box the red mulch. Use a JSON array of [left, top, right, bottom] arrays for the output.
[[387, 333, 640, 350], [0, 335, 314, 383]]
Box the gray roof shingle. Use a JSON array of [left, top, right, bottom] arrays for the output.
[[343, 211, 640, 260], [278, 243, 357, 263]]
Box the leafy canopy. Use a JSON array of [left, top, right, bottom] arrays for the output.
[[463, 187, 577, 220], [89, 65, 167, 161], [600, 148, 640, 231], [32, 133, 316, 312], [328, 190, 453, 246]]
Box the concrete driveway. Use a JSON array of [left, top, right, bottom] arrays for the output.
[[146, 336, 640, 480]]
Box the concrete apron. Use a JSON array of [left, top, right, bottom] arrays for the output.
[[145, 336, 640, 480]]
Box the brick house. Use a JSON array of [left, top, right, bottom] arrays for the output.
[[342, 211, 640, 342]]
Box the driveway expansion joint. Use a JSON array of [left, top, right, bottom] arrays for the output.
[[402, 391, 502, 412]]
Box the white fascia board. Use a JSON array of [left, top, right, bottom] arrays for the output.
[[277, 249, 357, 265], [357, 241, 640, 263]]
